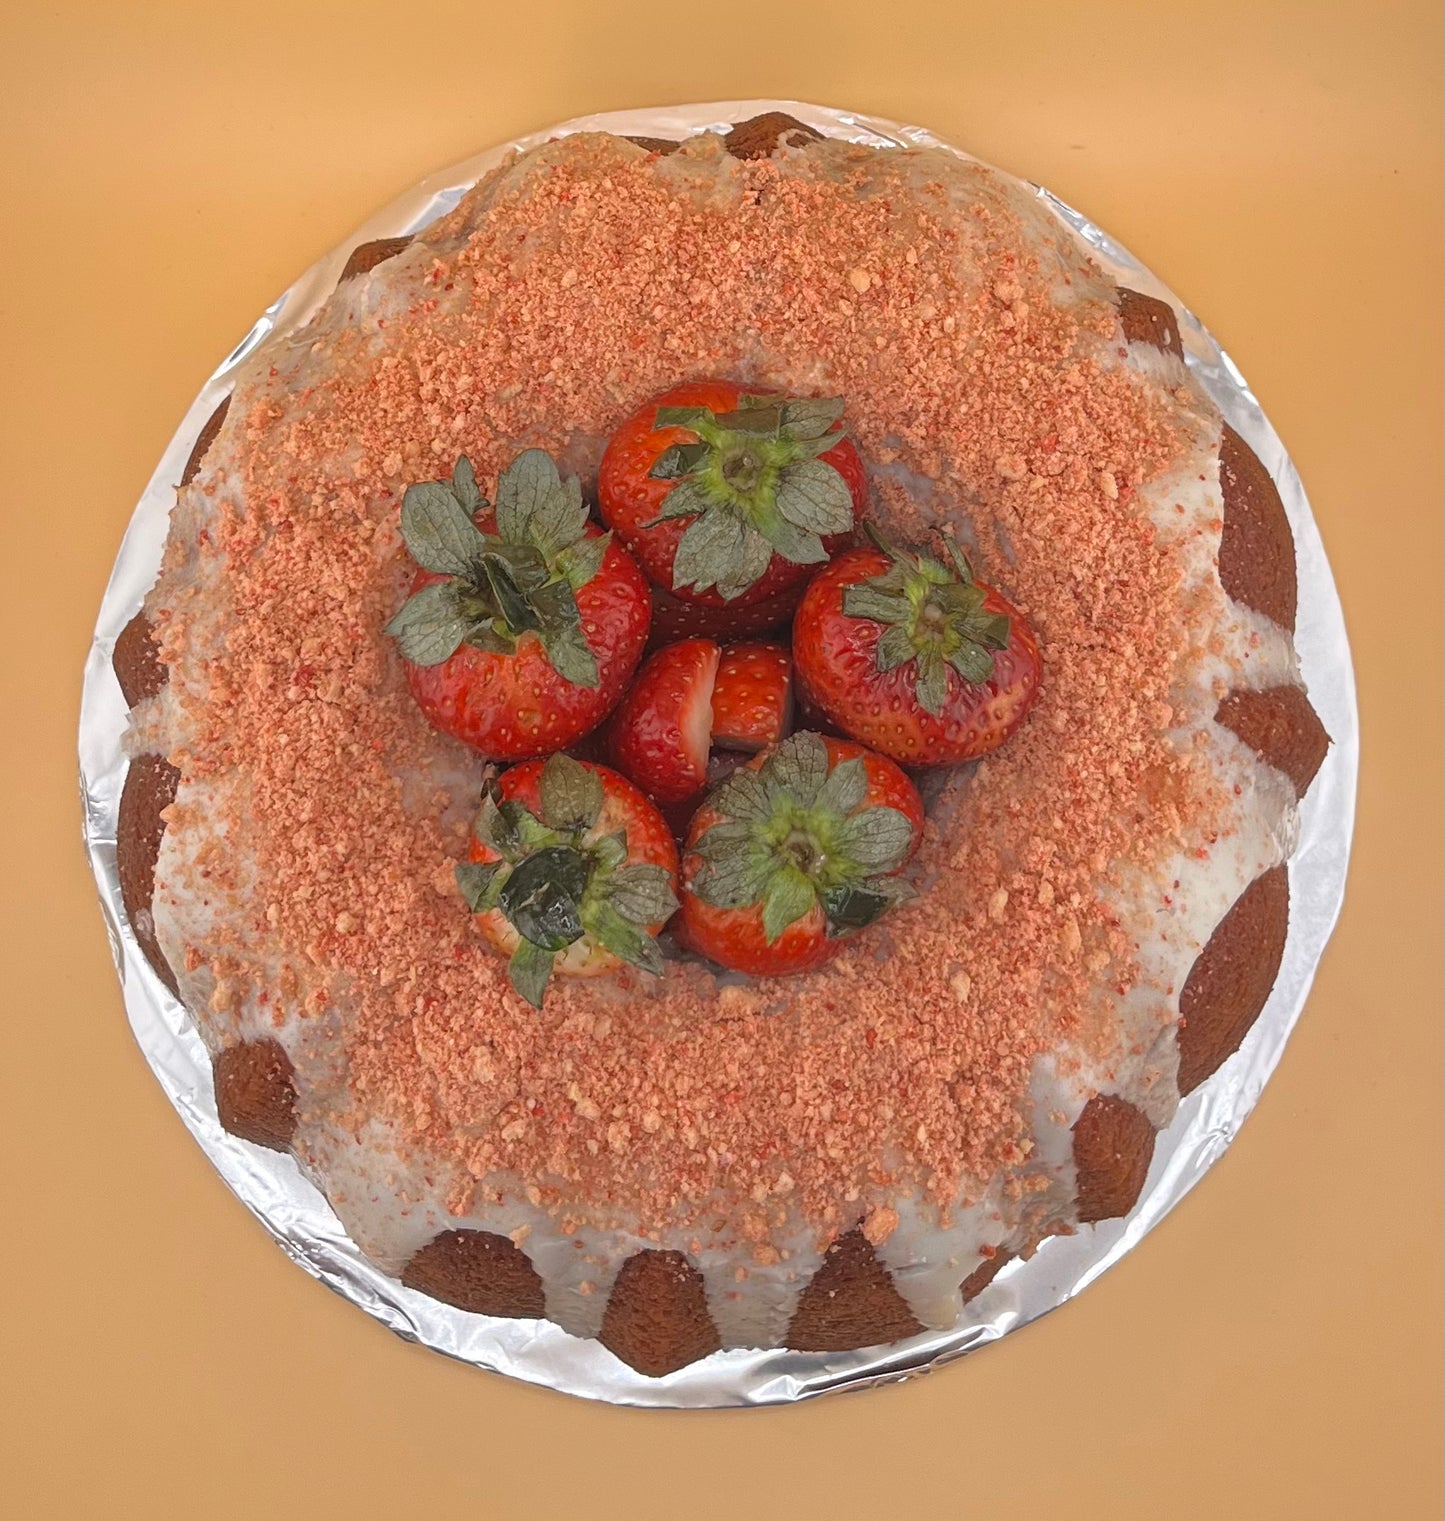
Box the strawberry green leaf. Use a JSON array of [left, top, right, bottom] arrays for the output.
[[455, 859, 506, 913], [648, 441, 711, 480], [874, 623, 915, 672], [654, 405, 716, 431], [775, 458, 854, 537], [673, 507, 745, 593], [764, 732, 830, 808], [645, 476, 712, 526], [708, 768, 773, 824], [541, 624, 601, 689], [529, 473, 589, 559], [914, 646, 948, 716], [712, 525, 775, 601], [399, 480, 489, 576], [713, 404, 783, 434], [500, 846, 587, 951], [584, 900, 664, 976], [464, 622, 517, 657], [843, 584, 912, 624], [384, 580, 473, 665], [559, 530, 610, 591], [494, 449, 561, 544], [761, 868, 817, 943], [814, 754, 868, 816], [779, 396, 845, 439], [592, 829, 629, 871], [751, 504, 827, 569], [480, 552, 542, 634], [693, 844, 776, 910], [451, 455, 484, 513], [947, 642, 996, 686], [603, 864, 679, 926], [508, 938, 556, 1008], [537, 753, 604, 833], [833, 805, 916, 872], [821, 877, 911, 937]]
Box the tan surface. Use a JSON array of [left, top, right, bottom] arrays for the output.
[[1, 1, 1440, 1515]]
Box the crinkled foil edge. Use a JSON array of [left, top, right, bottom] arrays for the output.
[[78, 100, 1358, 1407]]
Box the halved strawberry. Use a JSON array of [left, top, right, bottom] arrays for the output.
[[793, 528, 1042, 766], [387, 451, 650, 759], [678, 733, 923, 977], [456, 753, 679, 1008], [598, 379, 865, 608], [606, 639, 720, 803], [709, 642, 793, 753]]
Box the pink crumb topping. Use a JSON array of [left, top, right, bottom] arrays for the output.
[[156, 134, 1225, 1240]]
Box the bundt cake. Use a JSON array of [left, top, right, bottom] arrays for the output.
[[112, 111, 1329, 1377]]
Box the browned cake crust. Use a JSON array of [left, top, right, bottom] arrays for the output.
[[622, 135, 682, 156], [113, 610, 166, 708], [1177, 866, 1290, 1095], [785, 1228, 923, 1352], [339, 236, 414, 282], [401, 1228, 547, 1319], [1216, 685, 1330, 795], [180, 394, 231, 489], [1071, 1094, 1157, 1223], [1218, 423, 1298, 632], [116, 752, 180, 994], [1116, 286, 1184, 361], [598, 1250, 721, 1376], [213, 1039, 299, 1150], [723, 111, 823, 160], [960, 1249, 1014, 1303]]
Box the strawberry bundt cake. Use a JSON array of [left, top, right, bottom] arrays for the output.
[[112, 112, 1329, 1377]]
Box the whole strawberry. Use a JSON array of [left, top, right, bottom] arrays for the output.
[[793, 529, 1041, 766], [456, 753, 679, 1007], [387, 451, 650, 759], [598, 379, 865, 609], [678, 732, 923, 978]]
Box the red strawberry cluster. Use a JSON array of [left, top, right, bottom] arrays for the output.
[[387, 380, 1041, 1006]]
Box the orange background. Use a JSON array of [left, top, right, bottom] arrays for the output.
[[2, 2, 1440, 1516]]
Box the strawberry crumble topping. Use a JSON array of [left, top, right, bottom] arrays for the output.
[[148, 130, 1232, 1247]]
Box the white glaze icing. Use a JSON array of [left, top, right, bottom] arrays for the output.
[[129, 126, 1312, 1354]]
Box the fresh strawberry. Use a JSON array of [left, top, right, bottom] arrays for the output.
[[647, 578, 800, 647], [387, 451, 650, 760], [678, 732, 923, 977], [793, 528, 1041, 766], [456, 752, 679, 1008], [709, 642, 793, 753], [598, 379, 865, 609], [606, 638, 721, 803]]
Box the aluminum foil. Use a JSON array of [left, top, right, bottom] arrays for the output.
[[79, 100, 1358, 1407]]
